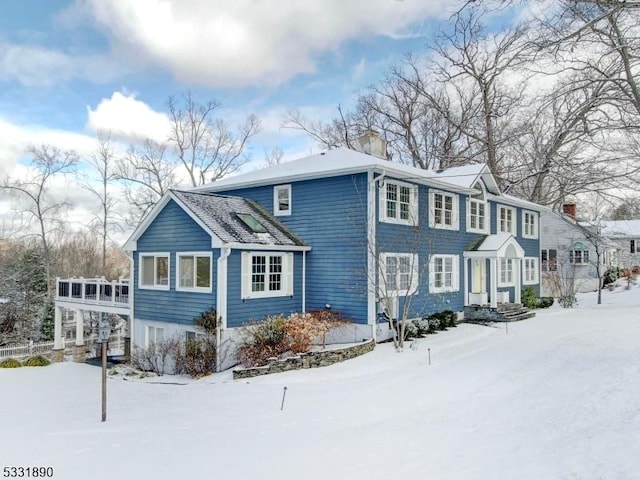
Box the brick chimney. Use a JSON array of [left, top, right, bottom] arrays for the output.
[[562, 203, 577, 220]]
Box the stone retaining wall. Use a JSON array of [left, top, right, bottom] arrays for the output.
[[233, 339, 375, 379]]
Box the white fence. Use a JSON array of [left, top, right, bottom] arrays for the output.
[[0, 334, 125, 360]]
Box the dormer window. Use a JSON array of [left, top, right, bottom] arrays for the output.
[[274, 185, 291, 216], [467, 182, 488, 234]]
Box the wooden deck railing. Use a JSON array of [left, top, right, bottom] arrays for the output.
[[56, 277, 131, 308]]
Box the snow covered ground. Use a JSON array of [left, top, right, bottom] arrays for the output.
[[2, 283, 640, 480]]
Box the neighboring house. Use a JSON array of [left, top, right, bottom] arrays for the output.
[[599, 220, 640, 269], [539, 204, 615, 296], [122, 141, 546, 365]]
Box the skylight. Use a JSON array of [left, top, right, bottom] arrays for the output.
[[237, 213, 267, 233]]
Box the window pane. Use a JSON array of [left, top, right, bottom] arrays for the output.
[[269, 256, 282, 291], [180, 256, 194, 287], [196, 257, 211, 288], [277, 188, 289, 211], [386, 256, 398, 290], [156, 257, 169, 285], [252, 256, 266, 292], [142, 256, 154, 286]]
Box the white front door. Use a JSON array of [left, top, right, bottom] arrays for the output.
[[472, 258, 484, 293]]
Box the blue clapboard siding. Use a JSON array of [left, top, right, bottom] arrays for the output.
[[226, 250, 304, 328], [134, 199, 218, 325], [490, 201, 542, 296], [214, 174, 370, 323], [377, 180, 480, 318]]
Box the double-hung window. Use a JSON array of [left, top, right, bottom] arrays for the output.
[[468, 199, 488, 233], [146, 325, 165, 347], [429, 190, 459, 230], [498, 206, 516, 235], [177, 253, 212, 292], [499, 258, 515, 286], [631, 239, 640, 254], [523, 257, 539, 284], [273, 185, 291, 216], [541, 249, 557, 272], [139, 253, 170, 290], [570, 250, 589, 265], [241, 252, 293, 299], [429, 255, 459, 293], [380, 181, 418, 226], [379, 253, 419, 296], [522, 211, 538, 238]]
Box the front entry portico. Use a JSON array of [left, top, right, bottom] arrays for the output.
[[463, 234, 525, 308]]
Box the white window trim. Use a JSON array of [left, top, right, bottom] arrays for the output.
[[429, 189, 460, 231], [379, 253, 419, 297], [146, 325, 165, 347], [498, 205, 517, 236], [522, 210, 539, 239], [273, 184, 291, 216], [498, 258, 516, 287], [467, 197, 489, 234], [139, 252, 170, 290], [541, 249, 557, 272], [176, 252, 213, 293], [570, 250, 590, 265], [523, 257, 539, 285], [241, 252, 294, 299], [379, 180, 419, 226], [429, 254, 460, 293]]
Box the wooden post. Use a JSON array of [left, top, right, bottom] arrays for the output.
[[101, 340, 107, 422]]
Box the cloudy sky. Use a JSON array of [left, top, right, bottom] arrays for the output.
[[0, 0, 464, 168], [0, 0, 470, 239]]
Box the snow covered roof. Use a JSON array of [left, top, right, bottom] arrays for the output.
[[196, 147, 495, 194], [599, 220, 640, 239], [124, 190, 308, 251], [464, 233, 525, 258]]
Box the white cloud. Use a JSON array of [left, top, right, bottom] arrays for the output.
[[0, 117, 96, 176], [86, 92, 172, 143], [0, 41, 126, 87], [82, 0, 452, 88]]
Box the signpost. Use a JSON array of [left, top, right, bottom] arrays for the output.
[[98, 320, 110, 422]]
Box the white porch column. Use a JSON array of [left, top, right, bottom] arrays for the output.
[[489, 257, 498, 308], [515, 258, 522, 304], [75, 309, 84, 346], [53, 306, 63, 350], [463, 257, 469, 306]]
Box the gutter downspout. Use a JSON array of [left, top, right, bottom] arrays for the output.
[[368, 169, 387, 342], [302, 250, 306, 313], [216, 246, 231, 372]]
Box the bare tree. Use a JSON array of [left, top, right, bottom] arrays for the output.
[[167, 91, 261, 186], [115, 139, 178, 227], [84, 132, 120, 275], [0, 145, 78, 293]]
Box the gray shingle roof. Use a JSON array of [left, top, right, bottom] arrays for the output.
[[171, 190, 307, 247]]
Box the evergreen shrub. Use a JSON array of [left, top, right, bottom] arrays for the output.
[[23, 355, 50, 367], [0, 358, 22, 368]]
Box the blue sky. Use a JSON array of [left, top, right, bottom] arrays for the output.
[[0, 0, 462, 176]]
